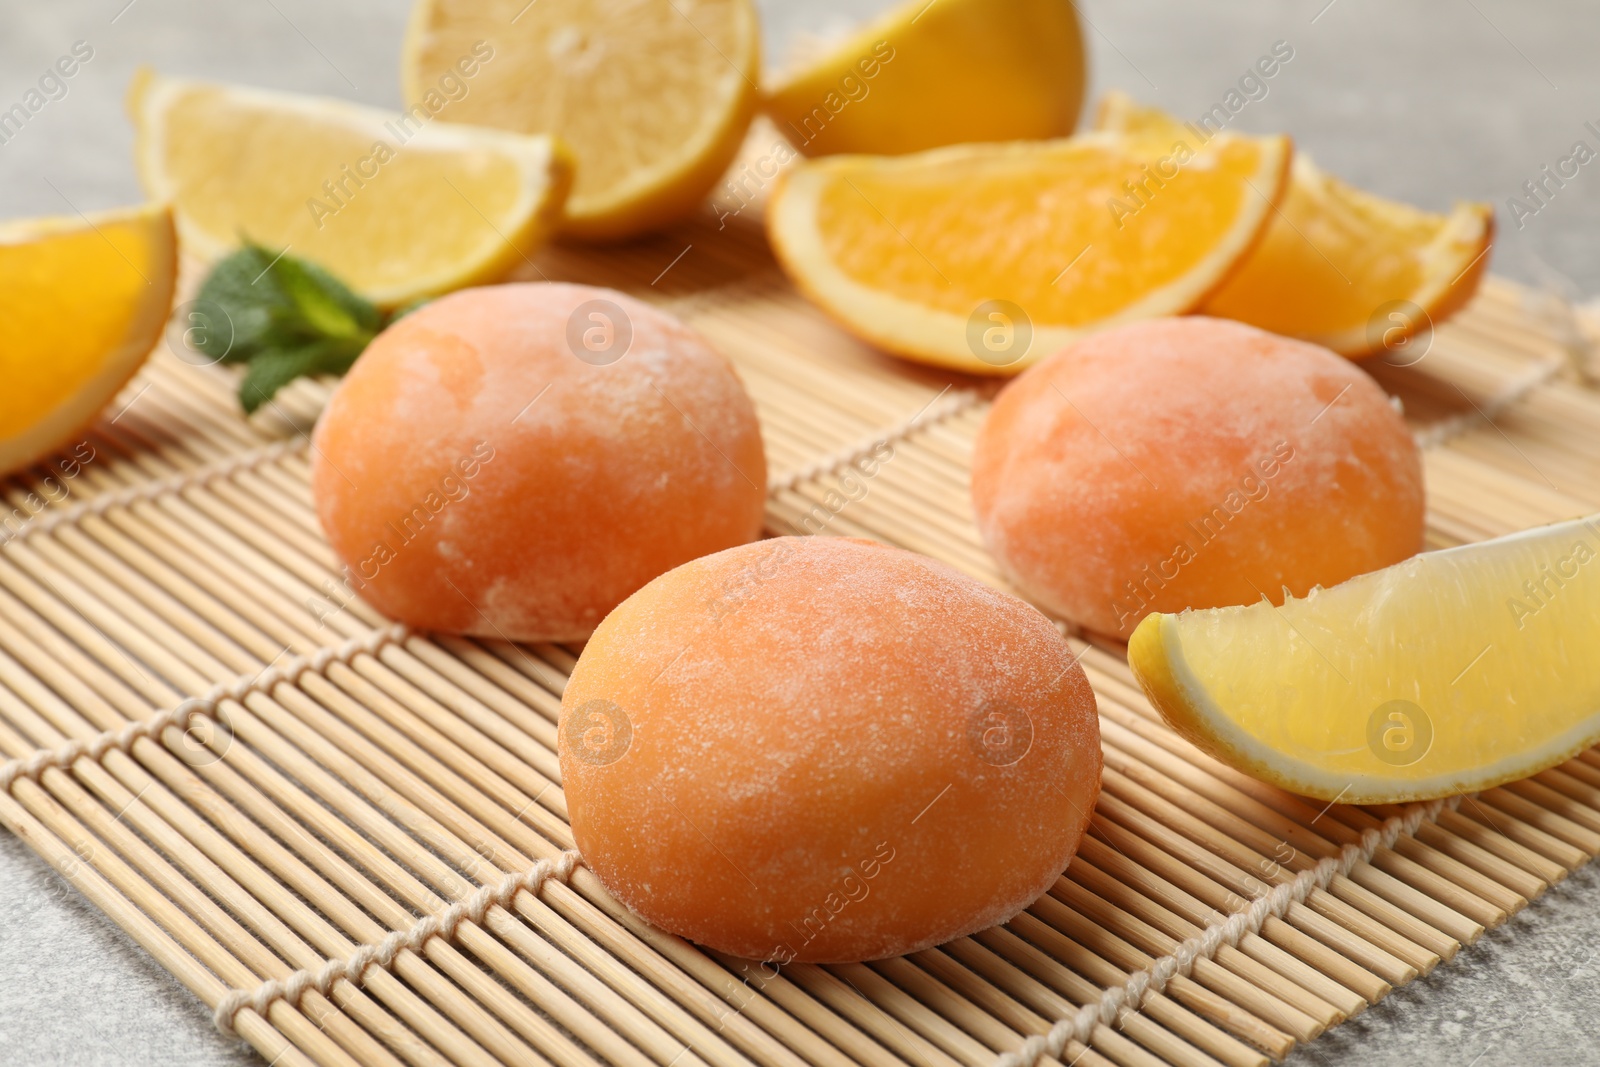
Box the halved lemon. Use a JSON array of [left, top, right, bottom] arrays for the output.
[[764, 0, 1083, 157], [129, 70, 571, 306], [0, 203, 176, 476], [766, 132, 1291, 374], [1130, 514, 1600, 803], [401, 0, 759, 240], [1095, 91, 1494, 357]]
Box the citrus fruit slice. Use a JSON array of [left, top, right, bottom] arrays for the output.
[[0, 202, 176, 477], [766, 133, 1291, 374], [129, 70, 571, 306], [764, 0, 1083, 157], [401, 0, 759, 240], [1130, 514, 1600, 804], [1095, 91, 1494, 358]]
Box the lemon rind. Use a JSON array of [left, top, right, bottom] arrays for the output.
[[762, 0, 1084, 160], [762, 0, 916, 95], [1133, 516, 1600, 803], [131, 72, 569, 306]]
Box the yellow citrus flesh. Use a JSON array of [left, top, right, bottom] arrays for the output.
[[129, 70, 571, 306], [767, 133, 1290, 374], [0, 203, 176, 476], [1095, 91, 1494, 357], [401, 0, 758, 240], [764, 0, 1083, 157], [1130, 514, 1600, 803]]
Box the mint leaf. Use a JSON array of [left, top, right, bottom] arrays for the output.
[[238, 347, 323, 415], [194, 245, 291, 361], [272, 253, 381, 340], [238, 337, 368, 414], [192, 243, 409, 412]]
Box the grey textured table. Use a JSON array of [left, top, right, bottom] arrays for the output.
[[3, 1, 1599, 1064]]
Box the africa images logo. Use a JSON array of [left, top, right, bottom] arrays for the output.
[[0, 41, 94, 147], [305, 41, 496, 229], [1106, 40, 1294, 229]]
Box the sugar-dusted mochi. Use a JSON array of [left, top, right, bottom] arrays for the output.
[[311, 282, 766, 641], [561, 536, 1101, 962], [972, 317, 1424, 637]]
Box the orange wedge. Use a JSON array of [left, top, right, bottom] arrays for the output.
[[0, 202, 176, 476], [766, 133, 1291, 374], [1095, 91, 1494, 358]]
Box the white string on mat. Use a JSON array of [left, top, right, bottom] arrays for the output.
[[1411, 355, 1565, 451], [769, 388, 984, 492], [1, 436, 311, 546], [1, 362, 1523, 1058], [0, 623, 410, 793], [994, 793, 1464, 1067], [213, 848, 584, 1035]]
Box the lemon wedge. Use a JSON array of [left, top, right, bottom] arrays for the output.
[[1095, 91, 1494, 357], [0, 202, 176, 476], [764, 0, 1084, 157], [767, 132, 1290, 374], [129, 70, 571, 306], [401, 0, 758, 240], [1130, 515, 1600, 803]]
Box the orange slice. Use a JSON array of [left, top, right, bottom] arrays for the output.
[[766, 133, 1291, 374], [1095, 91, 1494, 357], [0, 202, 176, 476]]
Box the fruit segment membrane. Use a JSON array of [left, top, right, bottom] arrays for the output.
[[1133, 514, 1600, 801]]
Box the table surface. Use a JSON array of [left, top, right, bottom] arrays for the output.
[[3, 1, 1599, 1064]]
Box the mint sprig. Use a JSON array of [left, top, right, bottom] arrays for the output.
[[193, 243, 421, 413]]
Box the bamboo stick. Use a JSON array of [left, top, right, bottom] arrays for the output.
[[1002, 912, 1293, 1060], [3, 778, 363, 1067], [910, 948, 1174, 1067], [4, 271, 1600, 1067], [934, 937, 1234, 1067], [1070, 842, 1377, 1014]]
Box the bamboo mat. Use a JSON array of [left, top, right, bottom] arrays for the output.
[[5, 196, 1600, 1067]]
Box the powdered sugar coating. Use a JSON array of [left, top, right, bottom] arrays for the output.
[[311, 282, 766, 640], [562, 536, 1102, 962], [972, 316, 1424, 636]]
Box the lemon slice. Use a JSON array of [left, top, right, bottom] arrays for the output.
[[1095, 91, 1494, 357], [0, 203, 176, 476], [1130, 515, 1600, 803], [767, 132, 1290, 374], [129, 70, 571, 306], [764, 0, 1083, 157], [401, 0, 759, 240]]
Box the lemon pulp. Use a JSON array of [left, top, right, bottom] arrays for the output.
[[1131, 514, 1600, 802]]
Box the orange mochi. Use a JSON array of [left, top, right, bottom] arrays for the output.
[[311, 283, 766, 641], [561, 536, 1101, 962], [972, 317, 1424, 638]]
